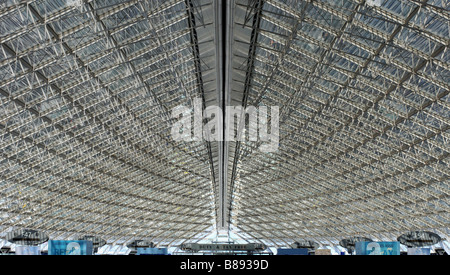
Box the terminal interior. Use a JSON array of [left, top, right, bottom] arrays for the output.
[[0, 0, 449, 255]]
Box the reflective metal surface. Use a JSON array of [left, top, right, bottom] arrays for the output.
[[0, 0, 449, 248]]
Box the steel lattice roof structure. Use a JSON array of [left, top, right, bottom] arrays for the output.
[[0, 0, 449, 250]]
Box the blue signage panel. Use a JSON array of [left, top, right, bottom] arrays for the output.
[[48, 240, 93, 255], [355, 242, 400, 255], [136, 247, 168, 255], [276, 248, 309, 255]]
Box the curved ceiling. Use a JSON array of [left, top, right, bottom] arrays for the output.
[[0, 0, 449, 248]]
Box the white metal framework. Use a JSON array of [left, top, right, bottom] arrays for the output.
[[0, 0, 449, 249], [227, 0, 450, 248], [0, 0, 219, 247]]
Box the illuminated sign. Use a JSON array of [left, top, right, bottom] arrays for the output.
[[355, 242, 400, 255], [48, 240, 93, 255]]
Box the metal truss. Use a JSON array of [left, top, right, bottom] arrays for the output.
[[0, 0, 218, 246], [0, 0, 448, 249], [228, 0, 449, 247]]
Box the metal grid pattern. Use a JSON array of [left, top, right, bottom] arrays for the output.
[[0, 0, 218, 246], [0, 0, 448, 249], [228, 0, 449, 247]]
